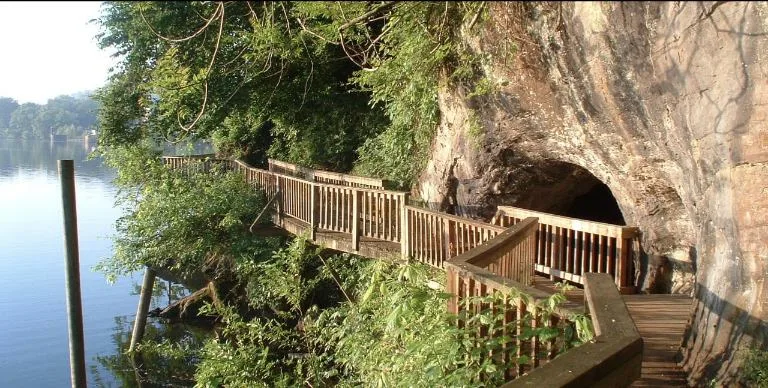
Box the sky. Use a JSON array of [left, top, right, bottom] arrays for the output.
[[0, 2, 116, 104]]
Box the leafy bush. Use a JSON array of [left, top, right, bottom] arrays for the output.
[[97, 145, 278, 282], [312, 261, 587, 387], [744, 348, 768, 387]]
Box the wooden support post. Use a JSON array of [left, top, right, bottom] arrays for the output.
[[442, 218, 452, 263], [616, 237, 625, 289], [617, 236, 636, 294], [445, 266, 457, 314], [400, 194, 409, 261], [275, 178, 283, 226], [310, 183, 317, 241], [129, 267, 156, 353], [352, 189, 360, 252], [58, 160, 87, 388]]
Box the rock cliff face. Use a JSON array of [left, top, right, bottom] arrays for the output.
[[416, 2, 767, 384]]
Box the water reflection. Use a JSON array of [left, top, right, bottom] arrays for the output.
[[91, 314, 208, 387], [0, 138, 213, 386], [0, 139, 215, 179], [0, 139, 108, 179]]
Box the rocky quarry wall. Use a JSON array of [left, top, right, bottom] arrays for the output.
[[415, 2, 767, 384]]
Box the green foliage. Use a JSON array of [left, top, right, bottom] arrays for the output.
[[0, 97, 19, 130], [96, 1, 490, 187], [351, 2, 488, 187], [96, 1, 387, 172], [313, 260, 583, 387], [194, 306, 301, 388], [743, 348, 768, 387], [95, 144, 276, 281], [193, 237, 366, 387], [0, 95, 98, 139]]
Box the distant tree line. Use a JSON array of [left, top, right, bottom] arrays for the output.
[[0, 94, 99, 140]]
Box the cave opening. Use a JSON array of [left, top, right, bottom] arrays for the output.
[[506, 160, 626, 226], [562, 181, 625, 225]]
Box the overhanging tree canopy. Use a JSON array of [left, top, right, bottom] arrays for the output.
[[96, 1, 487, 184]]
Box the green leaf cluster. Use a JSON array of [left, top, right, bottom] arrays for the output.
[[743, 348, 768, 387], [95, 1, 489, 185], [96, 144, 277, 282], [313, 260, 583, 387]]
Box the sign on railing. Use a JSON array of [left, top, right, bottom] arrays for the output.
[[493, 206, 638, 292]]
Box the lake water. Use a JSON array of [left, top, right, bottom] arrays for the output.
[[0, 139, 201, 387]]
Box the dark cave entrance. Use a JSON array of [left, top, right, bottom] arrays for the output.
[[505, 160, 626, 226], [562, 181, 625, 225]]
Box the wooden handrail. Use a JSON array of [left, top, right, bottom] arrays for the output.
[[268, 158, 388, 189], [464, 217, 538, 268], [405, 205, 505, 268], [494, 206, 638, 239], [444, 218, 582, 380], [506, 273, 642, 387], [163, 155, 644, 386], [493, 206, 639, 292], [162, 153, 216, 160]]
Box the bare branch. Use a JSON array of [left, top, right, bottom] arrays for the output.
[[139, 2, 222, 43], [296, 17, 338, 44], [338, 1, 398, 31]]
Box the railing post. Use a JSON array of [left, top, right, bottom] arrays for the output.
[[443, 218, 452, 261], [310, 183, 317, 241], [352, 189, 360, 252], [446, 264, 458, 314], [400, 194, 409, 260], [275, 177, 283, 226], [617, 232, 636, 294]]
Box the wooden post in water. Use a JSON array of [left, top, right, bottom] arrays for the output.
[[129, 267, 156, 353], [58, 160, 87, 388]]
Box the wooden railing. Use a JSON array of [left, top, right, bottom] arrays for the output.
[[493, 206, 639, 293], [268, 158, 387, 189], [405, 206, 505, 271], [162, 154, 218, 173], [162, 155, 644, 386], [444, 218, 578, 380], [507, 273, 642, 387], [168, 156, 409, 252]]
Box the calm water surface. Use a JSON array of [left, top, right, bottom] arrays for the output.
[[0, 140, 168, 387]]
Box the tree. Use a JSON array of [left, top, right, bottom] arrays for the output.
[[0, 97, 19, 132], [95, 1, 486, 183], [9, 103, 44, 139], [0, 94, 99, 139]]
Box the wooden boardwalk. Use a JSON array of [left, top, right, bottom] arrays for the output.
[[271, 211, 694, 386], [626, 294, 692, 387], [499, 284, 692, 386], [166, 156, 694, 386]]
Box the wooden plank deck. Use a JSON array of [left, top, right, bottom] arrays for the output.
[[528, 281, 693, 386], [625, 294, 692, 387], [532, 276, 586, 306]]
